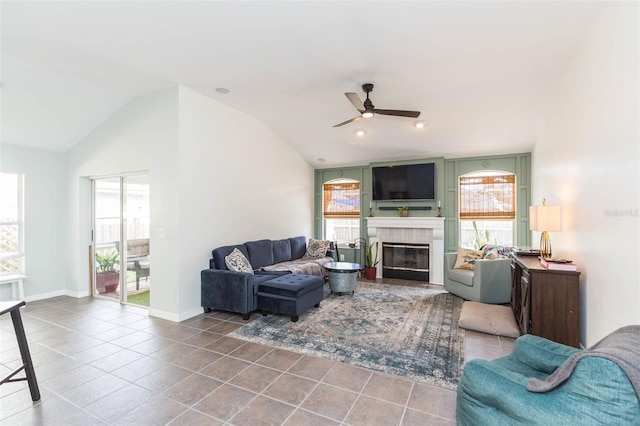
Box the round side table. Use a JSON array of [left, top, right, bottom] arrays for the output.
[[324, 262, 362, 295]]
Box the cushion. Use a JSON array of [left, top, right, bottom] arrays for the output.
[[212, 244, 248, 270], [245, 239, 274, 269], [289, 236, 307, 260], [447, 268, 474, 286], [303, 238, 331, 259], [224, 248, 254, 274], [458, 301, 521, 338], [480, 244, 515, 258], [258, 274, 324, 298], [272, 239, 292, 264], [252, 274, 279, 286], [453, 246, 483, 270], [483, 248, 499, 259]]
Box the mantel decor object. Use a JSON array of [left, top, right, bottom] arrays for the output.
[[529, 198, 562, 258]]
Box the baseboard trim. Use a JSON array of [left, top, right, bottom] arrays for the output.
[[22, 291, 202, 324], [179, 307, 205, 322], [24, 289, 67, 302], [148, 307, 203, 323], [66, 289, 91, 299]]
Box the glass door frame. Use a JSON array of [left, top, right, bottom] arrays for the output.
[[91, 171, 149, 305]]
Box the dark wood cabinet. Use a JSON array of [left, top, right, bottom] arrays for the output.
[[511, 254, 581, 348]]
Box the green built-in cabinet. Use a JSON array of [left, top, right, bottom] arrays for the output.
[[314, 153, 531, 255]]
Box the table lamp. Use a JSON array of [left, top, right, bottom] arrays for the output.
[[529, 198, 562, 259]]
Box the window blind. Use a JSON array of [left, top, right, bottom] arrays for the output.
[[459, 174, 515, 220], [323, 182, 360, 218]]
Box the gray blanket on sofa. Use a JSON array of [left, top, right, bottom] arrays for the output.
[[527, 325, 640, 399], [261, 257, 332, 278]]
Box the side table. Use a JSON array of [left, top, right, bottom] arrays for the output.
[[324, 262, 362, 295]]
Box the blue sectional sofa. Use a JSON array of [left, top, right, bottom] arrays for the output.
[[201, 236, 333, 321]]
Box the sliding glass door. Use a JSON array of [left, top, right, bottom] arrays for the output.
[[93, 174, 150, 306]]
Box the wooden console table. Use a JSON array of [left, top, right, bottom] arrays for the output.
[[511, 254, 581, 348]]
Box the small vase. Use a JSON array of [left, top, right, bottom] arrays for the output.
[[400, 210, 409, 217]]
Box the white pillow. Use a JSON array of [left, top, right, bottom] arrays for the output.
[[224, 248, 254, 274], [303, 238, 331, 259], [453, 246, 483, 270]]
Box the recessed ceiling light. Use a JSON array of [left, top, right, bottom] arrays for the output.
[[215, 87, 230, 94], [317, 158, 327, 163], [414, 120, 426, 129], [355, 129, 366, 137]]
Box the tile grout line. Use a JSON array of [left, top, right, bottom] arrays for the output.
[[338, 368, 375, 425], [4, 282, 463, 425]]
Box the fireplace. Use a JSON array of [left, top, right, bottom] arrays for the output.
[[366, 217, 445, 284], [382, 242, 429, 281]]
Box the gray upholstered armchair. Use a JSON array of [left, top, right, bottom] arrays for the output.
[[444, 252, 511, 304]]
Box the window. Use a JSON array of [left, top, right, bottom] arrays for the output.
[[459, 172, 515, 248], [323, 180, 360, 245], [0, 173, 24, 275]]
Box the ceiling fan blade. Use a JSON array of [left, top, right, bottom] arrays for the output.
[[345, 93, 365, 113], [333, 115, 363, 128], [374, 109, 421, 118]]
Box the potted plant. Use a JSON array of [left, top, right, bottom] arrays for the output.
[[397, 206, 409, 217], [95, 250, 120, 294], [364, 241, 379, 280]]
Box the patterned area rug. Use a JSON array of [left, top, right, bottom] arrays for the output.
[[230, 281, 465, 390]]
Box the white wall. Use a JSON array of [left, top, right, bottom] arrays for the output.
[[0, 144, 67, 300], [66, 87, 181, 316], [64, 85, 313, 320], [532, 2, 639, 346], [177, 87, 314, 316]]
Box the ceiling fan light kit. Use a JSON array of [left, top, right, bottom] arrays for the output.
[[333, 83, 421, 128]]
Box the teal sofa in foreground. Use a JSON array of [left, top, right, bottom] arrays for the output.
[[457, 328, 640, 425]]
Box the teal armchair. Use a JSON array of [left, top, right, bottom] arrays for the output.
[[457, 331, 640, 425]]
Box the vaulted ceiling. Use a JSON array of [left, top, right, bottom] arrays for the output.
[[1, 1, 604, 168]]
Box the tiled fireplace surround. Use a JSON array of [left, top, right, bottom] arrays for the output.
[[366, 217, 445, 284]]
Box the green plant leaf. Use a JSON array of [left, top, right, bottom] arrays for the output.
[[365, 241, 379, 267]]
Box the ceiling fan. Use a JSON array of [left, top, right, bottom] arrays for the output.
[[333, 83, 421, 127]]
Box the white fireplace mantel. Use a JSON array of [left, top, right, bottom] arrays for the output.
[[366, 217, 445, 284]]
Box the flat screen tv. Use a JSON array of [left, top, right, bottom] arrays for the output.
[[372, 163, 435, 201]]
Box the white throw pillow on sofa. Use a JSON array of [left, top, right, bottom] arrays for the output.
[[303, 238, 331, 259], [225, 248, 254, 274]]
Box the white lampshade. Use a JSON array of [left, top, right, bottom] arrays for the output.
[[529, 200, 562, 258], [529, 205, 562, 232]]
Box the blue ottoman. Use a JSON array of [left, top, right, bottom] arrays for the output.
[[257, 274, 324, 322]]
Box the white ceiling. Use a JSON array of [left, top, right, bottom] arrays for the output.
[[1, 1, 605, 168]]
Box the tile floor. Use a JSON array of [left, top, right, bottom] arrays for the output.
[[0, 279, 516, 425]]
